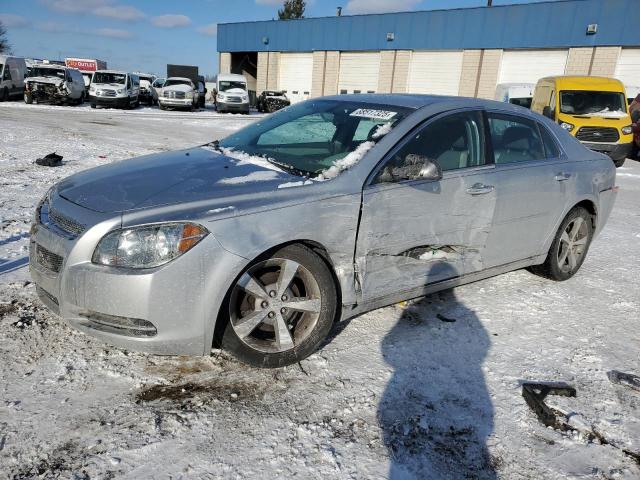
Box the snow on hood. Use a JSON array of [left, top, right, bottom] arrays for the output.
[[586, 108, 629, 118], [25, 76, 64, 86], [223, 88, 247, 94], [54, 146, 295, 213], [162, 84, 193, 93]]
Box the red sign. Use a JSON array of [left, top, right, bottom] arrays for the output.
[[65, 58, 98, 72]]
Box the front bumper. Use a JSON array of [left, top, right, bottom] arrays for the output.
[[29, 193, 247, 355], [89, 95, 129, 108], [159, 97, 193, 108], [581, 141, 633, 161], [217, 101, 250, 113]]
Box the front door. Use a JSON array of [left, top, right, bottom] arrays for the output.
[[355, 110, 498, 302]]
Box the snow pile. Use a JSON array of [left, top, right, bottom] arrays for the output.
[[590, 108, 628, 118], [207, 206, 235, 213], [318, 141, 376, 180], [277, 180, 314, 189], [219, 147, 282, 172], [218, 171, 280, 185]]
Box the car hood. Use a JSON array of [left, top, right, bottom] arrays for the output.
[[163, 84, 193, 93], [26, 76, 64, 86], [223, 88, 247, 95], [55, 146, 298, 213]]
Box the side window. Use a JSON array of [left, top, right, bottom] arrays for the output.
[[375, 111, 486, 183], [539, 125, 561, 158], [257, 113, 337, 145], [488, 113, 545, 164], [127, 76, 132, 88], [3, 67, 12, 81]]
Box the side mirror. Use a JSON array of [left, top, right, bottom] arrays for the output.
[[542, 106, 554, 119]]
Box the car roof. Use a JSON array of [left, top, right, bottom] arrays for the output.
[[540, 76, 625, 90], [218, 73, 246, 81], [165, 77, 193, 82], [94, 69, 129, 74], [319, 93, 523, 111]]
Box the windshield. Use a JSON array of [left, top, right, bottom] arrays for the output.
[[92, 72, 126, 84], [30, 67, 65, 79], [560, 90, 627, 116], [219, 100, 411, 177], [164, 79, 191, 87], [219, 80, 246, 92], [153, 78, 165, 87], [138, 75, 154, 82], [509, 97, 532, 109]]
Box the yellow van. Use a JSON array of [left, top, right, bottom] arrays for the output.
[[531, 76, 633, 167]]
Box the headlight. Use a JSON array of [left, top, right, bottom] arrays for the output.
[[89, 86, 95, 93], [217, 94, 225, 101], [241, 94, 248, 101], [621, 125, 633, 135], [92, 222, 208, 269], [185, 91, 193, 99], [117, 89, 124, 94], [559, 121, 575, 132]]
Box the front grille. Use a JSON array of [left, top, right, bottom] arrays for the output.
[[227, 96, 242, 103], [35, 244, 63, 273], [99, 89, 117, 97], [576, 127, 619, 143], [49, 207, 85, 236], [164, 91, 186, 99], [39, 201, 85, 239]]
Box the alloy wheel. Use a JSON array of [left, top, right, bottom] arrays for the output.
[[557, 216, 589, 273], [229, 258, 322, 354]]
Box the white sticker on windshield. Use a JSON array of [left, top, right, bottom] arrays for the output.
[[349, 108, 397, 120]]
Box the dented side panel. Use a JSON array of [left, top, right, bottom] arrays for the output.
[[356, 169, 497, 302]]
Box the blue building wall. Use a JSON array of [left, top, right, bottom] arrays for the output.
[[218, 0, 638, 53]]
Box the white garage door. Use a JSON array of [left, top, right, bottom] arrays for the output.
[[408, 51, 464, 95], [499, 50, 568, 85], [615, 48, 640, 90], [338, 52, 380, 94], [279, 53, 313, 104]]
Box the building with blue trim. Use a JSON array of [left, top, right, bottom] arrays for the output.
[[216, 0, 639, 103]]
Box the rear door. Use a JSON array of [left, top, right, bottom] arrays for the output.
[[481, 111, 568, 267], [355, 109, 498, 301]]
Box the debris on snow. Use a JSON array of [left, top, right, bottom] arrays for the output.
[[35, 152, 63, 167], [436, 313, 457, 323], [522, 382, 577, 431], [607, 370, 640, 392]]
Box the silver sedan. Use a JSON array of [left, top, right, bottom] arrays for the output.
[[29, 95, 617, 367]]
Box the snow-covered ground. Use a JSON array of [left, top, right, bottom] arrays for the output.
[[1, 102, 639, 479]]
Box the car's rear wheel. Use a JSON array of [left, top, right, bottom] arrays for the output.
[[220, 244, 337, 368], [614, 157, 626, 168], [531, 207, 593, 281]]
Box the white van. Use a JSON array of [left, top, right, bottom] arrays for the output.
[[24, 64, 85, 104], [0, 56, 27, 101], [494, 83, 535, 109], [215, 73, 250, 114], [89, 70, 140, 109]]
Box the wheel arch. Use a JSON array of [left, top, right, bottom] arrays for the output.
[[211, 239, 344, 348], [572, 198, 597, 231]]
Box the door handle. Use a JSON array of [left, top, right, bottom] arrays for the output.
[[555, 172, 571, 181], [466, 183, 495, 195]]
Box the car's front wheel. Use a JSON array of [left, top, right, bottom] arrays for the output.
[[531, 206, 593, 281], [220, 244, 337, 368]]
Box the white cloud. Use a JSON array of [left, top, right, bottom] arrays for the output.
[[37, 21, 68, 33], [151, 14, 192, 28], [255, 0, 284, 5], [345, 0, 421, 14], [94, 5, 145, 21], [0, 13, 30, 28], [196, 23, 217, 36], [95, 27, 134, 39]]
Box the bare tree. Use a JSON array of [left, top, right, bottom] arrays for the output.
[[0, 21, 10, 54], [278, 0, 306, 20]]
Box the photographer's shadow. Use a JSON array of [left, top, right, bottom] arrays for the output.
[[378, 277, 497, 479]]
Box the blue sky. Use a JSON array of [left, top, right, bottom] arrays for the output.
[[1, 0, 566, 77]]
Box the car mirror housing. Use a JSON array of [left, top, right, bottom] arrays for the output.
[[542, 106, 554, 119]]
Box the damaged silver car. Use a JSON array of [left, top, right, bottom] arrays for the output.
[[29, 95, 618, 367]]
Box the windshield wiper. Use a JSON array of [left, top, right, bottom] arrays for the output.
[[265, 157, 314, 178]]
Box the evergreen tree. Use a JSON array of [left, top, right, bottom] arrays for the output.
[[0, 22, 10, 54]]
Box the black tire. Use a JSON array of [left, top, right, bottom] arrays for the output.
[[631, 142, 638, 160], [24, 92, 33, 104], [77, 93, 84, 105], [613, 157, 626, 168], [159, 104, 166, 110], [219, 244, 337, 368], [91, 102, 97, 109], [530, 206, 593, 281], [0, 87, 8, 101]]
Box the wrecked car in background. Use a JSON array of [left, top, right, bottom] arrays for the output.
[[29, 95, 617, 368], [24, 64, 86, 105], [256, 90, 291, 113]]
